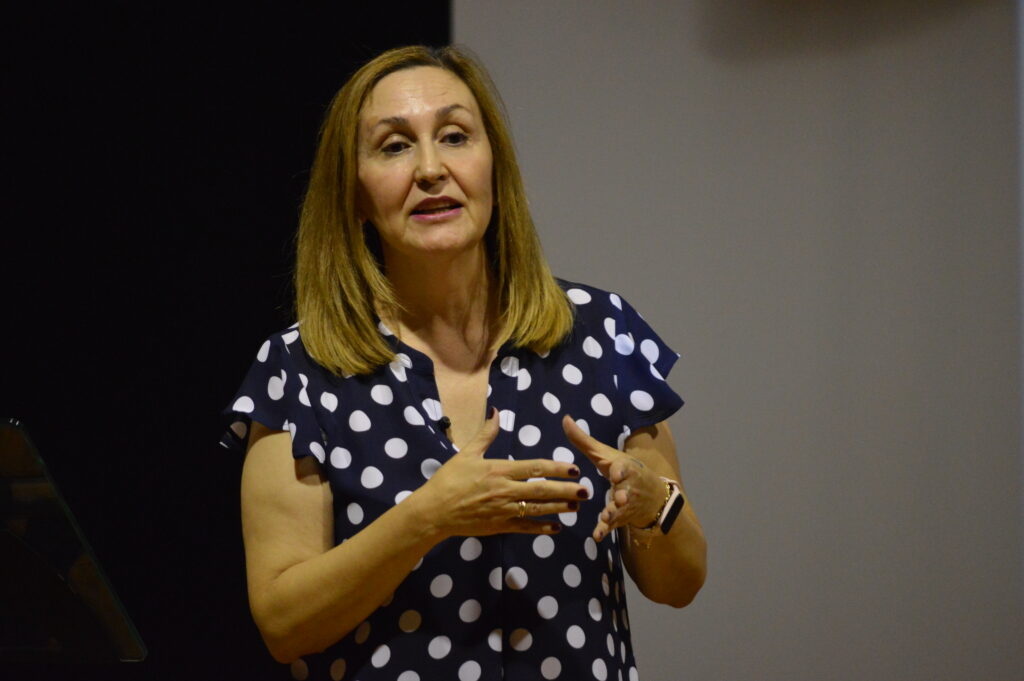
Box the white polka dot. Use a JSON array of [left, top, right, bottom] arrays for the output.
[[533, 535, 555, 558], [268, 371, 286, 400], [320, 391, 338, 412], [298, 379, 311, 407], [460, 537, 483, 561], [499, 409, 516, 431], [290, 658, 308, 680], [629, 666, 638, 681], [640, 339, 660, 364], [349, 410, 371, 431], [566, 625, 586, 649], [329, 658, 346, 681], [562, 364, 583, 385], [602, 573, 610, 596], [607, 633, 615, 656], [458, 660, 482, 681], [389, 359, 407, 382], [377, 321, 394, 336], [630, 390, 654, 411], [542, 392, 561, 413], [428, 636, 451, 659], [510, 628, 533, 651], [588, 598, 603, 621], [583, 336, 603, 358], [552, 446, 574, 463], [371, 384, 393, 405], [537, 596, 559, 619], [615, 333, 635, 355], [620, 641, 627, 662], [327, 447, 350, 469], [397, 672, 419, 681], [371, 644, 390, 667], [360, 466, 383, 489], [347, 503, 363, 525], [576, 418, 591, 435], [580, 477, 594, 500], [403, 406, 425, 426], [488, 628, 503, 651], [489, 567, 502, 590], [585, 537, 598, 560], [612, 610, 618, 631], [257, 340, 271, 362], [287, 421, 297, 439], [421, 458, 441, 479], [593, 658, 608, 681], [422, 398, 442, 421], [591, 393, 613, 416], [609, 293, 622, 309], [563, 563, 582, 587], [603, 318, 617, 338], [308, 441, 325, 463], [505, 566, 528, 590], [395, 490, 412, 504], [567, 288, 592, 304], [650, 364, 665, 381], [459, 599, 482, 623], [515, 368, 531, 392], [430, 574, 452, 598], [541, 656, 562, 679], [354, 621, 370, 644], [559, 510, 578, 526], [500, 356, 519, 377], [232, 396, 255, 414], [398, 609, 421, 633], [608, 549, 615, 571], [518, 425, 541, 446], [385, 437, 408, 458], [282, 329, 299, 345]]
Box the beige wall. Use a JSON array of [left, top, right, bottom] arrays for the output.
[[455, 2, 1023, 679]]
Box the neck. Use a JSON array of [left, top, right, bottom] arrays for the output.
[[382, 244, 497, 367]]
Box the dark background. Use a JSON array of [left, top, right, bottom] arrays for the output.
[[2, 4, 450, 679]]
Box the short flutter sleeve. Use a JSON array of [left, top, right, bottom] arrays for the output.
[[604, 292, 684, 431], [220, 327, 327, 465]]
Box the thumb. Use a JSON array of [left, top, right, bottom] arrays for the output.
[[562, 414, 614, 474], [463, 406, 500, 456]]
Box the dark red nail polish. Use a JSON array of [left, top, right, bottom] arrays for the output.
[[576, 488, 589, 499], [569, 466, 580, 477]]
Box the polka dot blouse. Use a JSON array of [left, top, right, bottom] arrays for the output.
[[222, 280, 683, 681]]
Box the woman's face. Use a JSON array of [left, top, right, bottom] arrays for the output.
[[357, 66, 494, 262]]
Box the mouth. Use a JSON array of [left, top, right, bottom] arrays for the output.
[[411, 197, 464, 216]]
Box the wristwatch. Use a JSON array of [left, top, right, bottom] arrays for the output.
[[643, 477, 685, 534]]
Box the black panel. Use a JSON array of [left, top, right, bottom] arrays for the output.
[[1, 3, 450, 679]]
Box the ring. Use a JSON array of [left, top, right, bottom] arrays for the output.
[[517, 500, 527, 519]]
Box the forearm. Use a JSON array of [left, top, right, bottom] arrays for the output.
[[253, 492, 442, 662], [621, 501, 706, 608]]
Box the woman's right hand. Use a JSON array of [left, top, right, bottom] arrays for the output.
[[413, 408, 587, 540]]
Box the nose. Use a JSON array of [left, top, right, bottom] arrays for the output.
[[414, 142, 447, 185]]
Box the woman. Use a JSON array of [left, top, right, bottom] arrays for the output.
[[223, 45, 706, 681]]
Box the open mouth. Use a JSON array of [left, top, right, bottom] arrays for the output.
[[412, 200, 463, 215]]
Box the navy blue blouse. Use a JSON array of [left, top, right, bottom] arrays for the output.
[[222, 280, 683, 681]]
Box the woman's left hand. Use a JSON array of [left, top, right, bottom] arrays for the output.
[[562, 415, 664, 542]]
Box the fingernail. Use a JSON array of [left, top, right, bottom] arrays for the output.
[[550, 523, 562, 532], [568, 501, 579, 511], [595, 530, 604, 541], [568, 466, 580, 477], [576, 488, 589, 499]]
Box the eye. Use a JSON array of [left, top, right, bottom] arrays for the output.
[[381, 140, 409, 155], [441, 131, 469, 146]]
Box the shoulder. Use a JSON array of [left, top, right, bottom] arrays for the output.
[[554, 277, 634, 328]]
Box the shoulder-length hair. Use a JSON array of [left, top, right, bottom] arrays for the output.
[[295, 45, 572, 376]]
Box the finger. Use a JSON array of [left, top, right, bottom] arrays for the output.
[[562, 414, 618, 474], [506, 519, 563, 535], [504, 459, 581, 481], [517, 479, 590, 502], [463, 407, 500, 457], [608, 458, 636, 485], [516, 499, 579, 517]]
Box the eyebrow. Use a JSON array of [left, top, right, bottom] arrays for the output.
[[370, 103, 471, 133]]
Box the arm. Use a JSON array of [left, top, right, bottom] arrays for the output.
[[243, 411, 584, 663], [562, 416, 706, 608]]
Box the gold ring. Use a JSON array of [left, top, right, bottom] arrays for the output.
[[517, 500, 527, 519]]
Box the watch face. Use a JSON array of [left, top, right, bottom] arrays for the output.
[[660, 488, 685, 534]]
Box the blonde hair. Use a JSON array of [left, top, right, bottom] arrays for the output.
[[295, 45, 572, 376]]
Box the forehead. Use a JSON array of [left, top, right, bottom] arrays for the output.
[[360, 66, 480, 126]]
